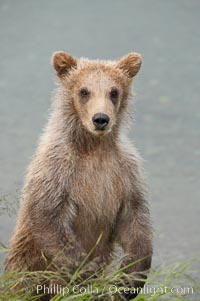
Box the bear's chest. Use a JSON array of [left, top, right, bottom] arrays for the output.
[[68, 154, 130, 225]]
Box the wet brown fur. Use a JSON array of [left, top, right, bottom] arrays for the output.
[[5, 52, 152, 300]]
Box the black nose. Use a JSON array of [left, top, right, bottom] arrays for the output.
[[92, 113, 110, 130]]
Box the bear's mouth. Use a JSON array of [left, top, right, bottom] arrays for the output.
[[93, 127, 111, 137]]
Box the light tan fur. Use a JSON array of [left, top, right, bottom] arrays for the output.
[[5, 51, 152, 300]]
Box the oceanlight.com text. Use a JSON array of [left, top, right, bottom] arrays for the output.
[[36, 283, 194, 297]]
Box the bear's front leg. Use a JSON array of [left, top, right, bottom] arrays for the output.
[[114, 200, 153, 300], [5, 169, 86, 299]]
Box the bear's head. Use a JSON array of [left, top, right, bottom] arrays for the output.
[[52, 51, 141, 137]]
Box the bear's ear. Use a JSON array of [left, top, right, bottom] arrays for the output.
[[117, 53, 142, 78], [51, 51, 77, 77]]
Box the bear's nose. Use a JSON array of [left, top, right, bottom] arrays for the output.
[[92, 113, 110, 130]]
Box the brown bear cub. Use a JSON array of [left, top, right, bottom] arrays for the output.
[[5, 51, 153, 300]]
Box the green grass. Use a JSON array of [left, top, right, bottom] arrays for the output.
[[1, 244, 199, 301]]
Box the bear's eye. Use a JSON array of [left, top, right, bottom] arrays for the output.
[[80, 88, 89, 97], [110, 87, 119, 104]]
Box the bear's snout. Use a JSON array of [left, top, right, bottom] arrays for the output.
[[92, 113, 110, 131]]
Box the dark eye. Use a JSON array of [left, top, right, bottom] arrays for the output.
[[110, 88, 119, 104], [80, 87, 89, 97]]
